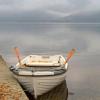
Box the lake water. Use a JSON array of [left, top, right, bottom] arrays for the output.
[[0, 23, 100, 100]]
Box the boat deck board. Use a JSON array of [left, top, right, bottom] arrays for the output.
[[0, 55, 28, 100]]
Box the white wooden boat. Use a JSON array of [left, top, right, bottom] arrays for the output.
[[10, 48, 75, 99]]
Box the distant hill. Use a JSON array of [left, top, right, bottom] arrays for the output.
[[0, 10, 100, 23], [62, 11, 100, 23], [0, 10, 60, 22]]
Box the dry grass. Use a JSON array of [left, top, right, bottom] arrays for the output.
[[0, 83, 22, 100]]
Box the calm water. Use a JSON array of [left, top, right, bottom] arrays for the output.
[[0, 23, 100, 100]]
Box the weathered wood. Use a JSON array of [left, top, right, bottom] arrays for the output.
[[37, 80, 68, 100], [0, 55, 28, 100]]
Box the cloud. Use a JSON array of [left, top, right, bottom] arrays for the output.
[[0, 0, 100, 23], [0, 0, 15, 5], [0, 0, 98, 20]]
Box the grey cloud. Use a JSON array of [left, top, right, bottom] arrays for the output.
[[0, 0, 97, 21], [0, 0, 14, 5], [0, 0, 99, 23], [45, 0, 90, 17], [68, 0, 90, 9]]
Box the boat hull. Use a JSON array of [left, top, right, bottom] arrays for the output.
[[13, 72, 67, 98], [10, 54, 68, 98]]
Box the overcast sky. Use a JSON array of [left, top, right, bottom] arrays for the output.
[[0, 0, 100, 21]]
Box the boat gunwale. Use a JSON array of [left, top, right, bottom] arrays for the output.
[[10, 67, 67, 77]]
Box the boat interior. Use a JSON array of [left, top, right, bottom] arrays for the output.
[[17, 55, 65, 68]]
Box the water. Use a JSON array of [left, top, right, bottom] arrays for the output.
[[0, 23, 100, 100]]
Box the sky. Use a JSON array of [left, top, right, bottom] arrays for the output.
[[0, 0, 100, 22]]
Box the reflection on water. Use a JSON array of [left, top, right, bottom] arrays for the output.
[[67, 54, 100, 100], [0, 23, 100, 100], [37, 80, 68, 100], [22, 80, 68, 100]]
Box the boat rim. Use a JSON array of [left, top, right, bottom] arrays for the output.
[[10, 66, 67, 77]]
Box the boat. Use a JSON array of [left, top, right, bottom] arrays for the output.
[[10, 47, 75, 99]]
